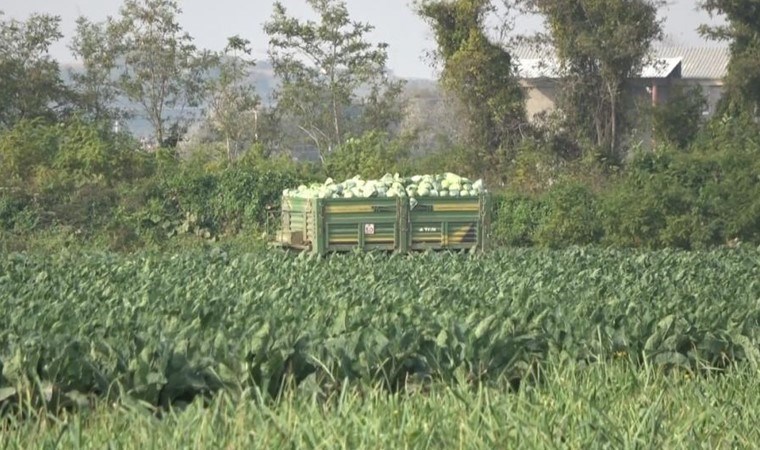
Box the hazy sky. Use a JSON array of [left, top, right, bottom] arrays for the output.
[[2, 0, 726, 79]]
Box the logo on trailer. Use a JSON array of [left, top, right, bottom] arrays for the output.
[[364, 223, 375, 235]]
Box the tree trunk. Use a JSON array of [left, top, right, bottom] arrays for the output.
[[610, 92, 617, 160], [330, 42, 341, 149], [606, 81, 618, 161], [332, 95, 341, 149]]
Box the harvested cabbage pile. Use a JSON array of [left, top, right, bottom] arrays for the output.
[[283, 173, 486, 199]]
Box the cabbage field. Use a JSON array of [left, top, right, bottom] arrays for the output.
[[2, 247, 760, 447]]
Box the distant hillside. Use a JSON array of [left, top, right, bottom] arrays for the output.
[[61, 60, 280, 103], [60, 61, 439, 138]]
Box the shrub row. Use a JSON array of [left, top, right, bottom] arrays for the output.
[[2, 114, 759, 252], [492, 141, 760, 250], [0, 165, 314, 252]]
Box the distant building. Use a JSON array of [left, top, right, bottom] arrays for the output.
[[648, 46, 729, 116], [513, 45, 730, 121]]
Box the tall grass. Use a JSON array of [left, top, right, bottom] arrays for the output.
[[4, 360, 759, 449]]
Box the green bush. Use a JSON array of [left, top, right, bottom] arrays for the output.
[[0, 192, 38, 232], [601, 150, 682, 248], [50, 182, 120, 234], [3, 97, 759, 253], [407, 145, 479, 180], [601, 114, 760, 250], [0, 117, 151, 191], [491, 182, 604, 250], [503, 136, 576, 194], [0, 118, 58, 185], [323, 131, 409, 180], [689, 113, 760, 244], [491, 192, 547, 247], [534, 182, 604, 248], [118, 165, 310, 242], [652, 84, 707, 149]]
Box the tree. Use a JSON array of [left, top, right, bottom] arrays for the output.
[[398, 85, 471, 158], [0, 118, 58, 183], [652, 84, 707, 149], [517, 0, 665, 162], [0, 11, 70, 129], [206, 36, 260, 162], [416, 0, 527, 183], [263, 0, 404, 161], [68, 16, 123, 125], [107, 0, 213, 147], [323, 130, 408, 180], [699, 0, 760, 116]]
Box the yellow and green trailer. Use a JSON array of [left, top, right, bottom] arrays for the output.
[[272, 193, 492, 254]]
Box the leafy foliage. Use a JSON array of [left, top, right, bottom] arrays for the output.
[[489, 114, 760, 250], [0, 12, 70, 129], [106, 0, 214, 146], [700, 0, 760, 116], [123, 165, 305, 241], [491, 192, 547, 247], [652, 84, 707, 149], [0, 118, 59, 184], [264, 0, 404, 160], [68, 16, 123, 124], [417, 0, 527, 184], [534, 182, 603, 248], [0, 116, 313, 250], [1, 247, 759, 413], [323, 131, 409, 181], [0, 117, 144, 190], [206, 36, 261, 162], [601, 118, 760, 249]]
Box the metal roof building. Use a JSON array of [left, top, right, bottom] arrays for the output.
[[649, 46, 729, 80], [512, 45, 730, 120], [511, 45, 729, 81]]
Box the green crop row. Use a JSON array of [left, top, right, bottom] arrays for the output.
[[1, 247, 759, 414]]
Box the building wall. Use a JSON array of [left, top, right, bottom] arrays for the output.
[[521, 80, 559, 120], [521, 78, 725, 122], [680, 80, 725, 117]]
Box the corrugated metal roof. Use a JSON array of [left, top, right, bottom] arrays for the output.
[[515, 58, 561, 78], [511, 45, 728, 80], [514, 55, 682, 79], [641, 57, 682, 79], [512, 46, 548, 61], [649, 46, 729, 79]]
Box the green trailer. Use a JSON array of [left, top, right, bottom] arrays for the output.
[[272, 193, 492, 255]]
